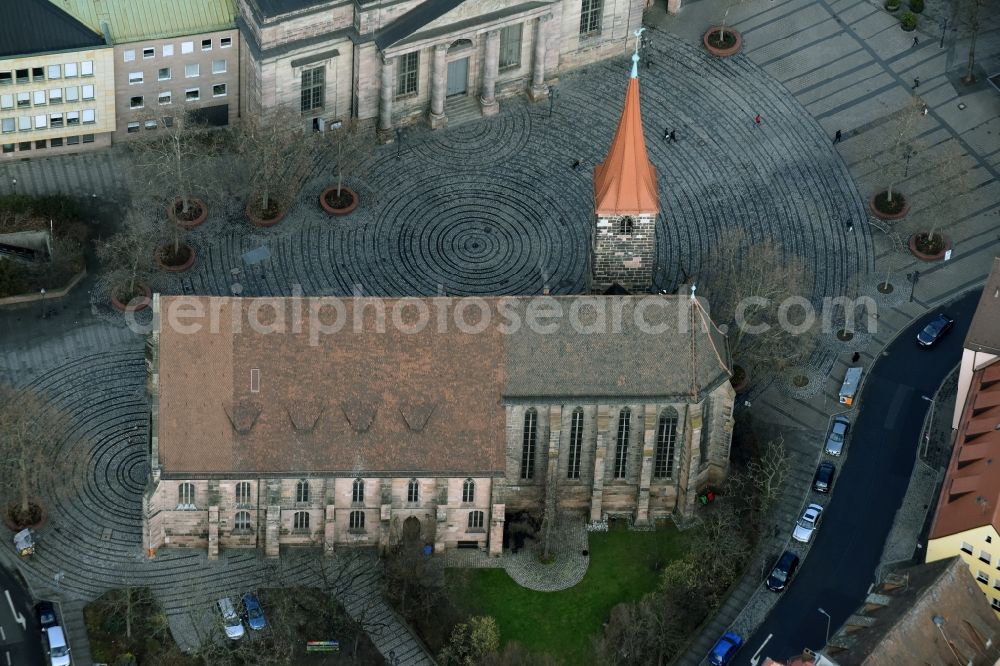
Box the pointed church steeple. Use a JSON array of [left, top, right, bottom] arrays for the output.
[[590, 30, 661, 294], [592, 39, 659, 217]]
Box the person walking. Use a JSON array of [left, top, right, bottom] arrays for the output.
[[572, 159, 581, 170], [754, 113, 762, 127], [833, 129, 842, 144], [851, 351, 861, 363], [663, 127, 671, 140], [912, 77, 920, 88], [912, 36, 919, 47], [669, 129, 677, 142]]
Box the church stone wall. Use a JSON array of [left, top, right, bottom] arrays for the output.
[[591, 215, 657, 293]]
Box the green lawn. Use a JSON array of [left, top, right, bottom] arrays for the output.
[[447, 523, 690, 665]]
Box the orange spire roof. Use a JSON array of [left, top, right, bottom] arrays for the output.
[[593, 53, 660, 217]]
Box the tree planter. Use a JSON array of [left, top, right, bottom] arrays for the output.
[[111, 283, 152, 313], [320, 186, 359, 216], [868, 190, 911, 221], [908, 232, 952, 261], [884, 1, 900, 11], [730, 364, 749, 392], [246, 201, 287, 228], [167, 197, 208, 229], [703, 27, 743, 57], [4, 500, 47, 531], [155, 243, 196, 273]]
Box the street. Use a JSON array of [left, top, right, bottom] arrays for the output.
[[738, 288, 983, 665], [0, 560, 43, 666]]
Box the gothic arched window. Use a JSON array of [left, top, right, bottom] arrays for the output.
[[567, 408, 584, 479], [617, 216, 635, 234], [462, 478, 475, 503], [654, 408, 679, 480], [520, 408, 537, 479], [613, 407, 631, 479], [352, 478, 365, 504], [295, 479, 310, 503], [468, 510, 485, 530]]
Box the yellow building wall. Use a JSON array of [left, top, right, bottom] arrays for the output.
[[0, 47, 115, 156], [927, 525, 1000, 616]]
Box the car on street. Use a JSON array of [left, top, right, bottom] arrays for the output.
[[36, 600, 57, 632], [916, 313, 955, 347], [766, 551, 800, 592], [824, 415, 850, 456], [242, 592, 267, 631], [813, 461, 836, 493], [792, 503, 824, 543], [218, 597, 245, 640], [708, 631, 744, 666], [45, 625, 70, 666]]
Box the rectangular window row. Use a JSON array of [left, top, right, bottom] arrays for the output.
[[1, 85, 96, 110], [128, 84, 226, 110], [123, 37, 231, 62], [2, 134, 96, 154], [130, 61, 227, 85], [0, 61, 94, 86], [1, 109, 97, 133]]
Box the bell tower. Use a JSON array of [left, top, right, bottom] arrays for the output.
[[590, 29, 660, 294]]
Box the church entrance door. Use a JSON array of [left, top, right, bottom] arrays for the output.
[[402, 516, 421, 543], [446, 58, 468, 96]]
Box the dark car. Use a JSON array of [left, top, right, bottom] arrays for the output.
[[917, 313, 955, 347], [824, 415, 850, 456], [813, 462, 836, 493], [708, 631, 744, 666], [35, 601, 57, 632], [766, 551, 800, 592], [242, 592, 266, 631]]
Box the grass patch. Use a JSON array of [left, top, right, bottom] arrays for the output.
[[447, 523, 689, 665]]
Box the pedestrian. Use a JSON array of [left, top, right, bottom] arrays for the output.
[[754, 113, 762, 127], [921, 104, 928, 116], [572, 159, 581, 170], [669, 129, 677, 142], [912, 36, 919, 47], [833, 129, 842, 144], [912, 77, 920, 88], [663, 127, 671, 140], [851, 351, 860, 363]]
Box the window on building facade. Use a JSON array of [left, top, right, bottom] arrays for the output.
[[31, 67, 44, 81], [82, 85, 95, 100], [0, 118, 13, 134], [520, 408, 537, 479], [654, 409, 678, 479], [981, 551, 992, 565], [235, 481, 251, 506], [130, 96, 143, 109], [221, 37, 232, 48], [17, 141, 30, 151], [568, 408, 583, 479], [462, 479, 475, 503], [82, 133, 94, 142], [47, 65, 61, 80], [498, 24, 523, 70], [158, 91, 171, 105], [185, 88, 200, 101], [81, 61, 93, 76], [234, 510, 251, 531], [293, 511, 310, 531], [613, 407, 631, 479], [349, 510, 365, 531], [181, 41, 194, 54], [185, 63, 200, 78], [212, 59, 227, 74], [295, 479, 310, 503], [49, 113, 63, 128], [124, 50, 136, 62], [618, 216, 634, 234], [34, 140, 46, 149], [0, 94, 11, 109], [64, 63, 78, 77], [163, 45, 174, 56], [65, 87, 78, 102], [178, 482, 195, 508], [143, 47, 155, 59], [66, 135, 79, 145], [993, 598, 1000, 612], [988, 535, 994, 544], [468, 510, 484, 530], [202, 39, 212, 51], [579, 0, 603, 35], [33, 90, 45, 106], [33, 115, 46, 129], [18, 116, 30, 131], [16, 69, 29, 84], [161, 117, 173, 127], [352, 478, 365, 503], [0, 72, 11, 85], [16, 92, 29, 108], [300, 67, 324, 112], [49, 137, 63, 147], [961, 541, 974, 555], [1, 144, 12, 153], [699, 403, 711, 465], [158, 68, 171, 81], [212, 83, 226, 97], [977, 570, 990, 585], [66, 111, 79, 126], [126, 122, 140, 133], [128, 72, 143, 85], [407, 478, 419, 503], [395, 52, 419, 97], [48, 88, 61, 103]]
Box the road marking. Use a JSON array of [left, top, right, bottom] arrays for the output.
[[0, 625, 5, 640], [750, 634, 773, 666], [5, 649, 10, 665], [3, 593, 24, 631]]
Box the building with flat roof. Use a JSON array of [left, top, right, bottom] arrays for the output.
[[0, 0, 114, 160]]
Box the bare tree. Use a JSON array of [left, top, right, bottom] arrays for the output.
[[731, 436, 790, 522], [913, 142, 972, 251], [95, 205, 158, 302], [236, 107, 316, 221], [323, 118, 375, 206], [697, 230, 816, 377], [711, 0, 749, 48], [958, 0, 985, 84], [873, 97, 924, 208]]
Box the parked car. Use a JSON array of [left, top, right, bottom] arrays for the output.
[[242, 592, 266, 631], [824, 415, 850, 456], [766, 551, 800, 592], [917, 313, 955, 347], [217, 597, 245, 640], [45, 625, 70, 666], [813, 461, 836, 493], [36, 600, 57, 632], [792, 503, 824, 543], [708, 631, 744, 666]]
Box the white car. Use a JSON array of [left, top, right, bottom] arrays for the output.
[[218, 598, 245, 640], [46, 625, 71, 666], [792, 503, 824, 543]]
